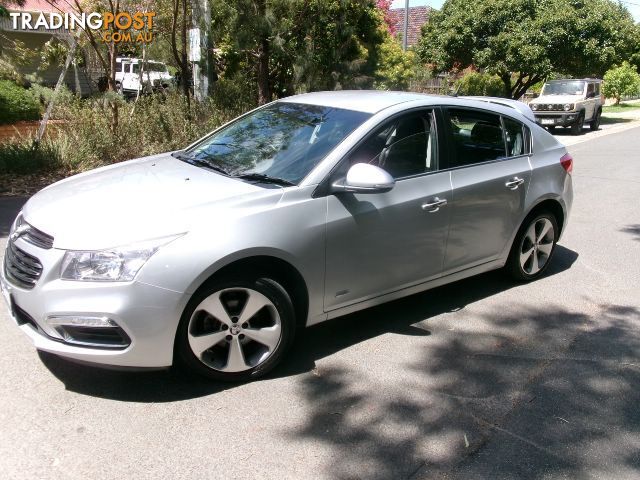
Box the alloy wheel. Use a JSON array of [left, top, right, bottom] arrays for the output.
[[519, 218, 555, 275], [187, 288, 282, 373]]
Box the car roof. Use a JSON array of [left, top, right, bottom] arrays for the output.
[[546, 78, 602, 83], [281, 91, 442, 114], [281, 90, 534, 121]]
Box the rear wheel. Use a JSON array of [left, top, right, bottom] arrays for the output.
[[507, 212, 558, 281], [590, 108, 602, 131], [176, 277, 296, 381], [570, 113, 584, 135]]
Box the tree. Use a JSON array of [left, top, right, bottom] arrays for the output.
[[374, 31, 416, 91], [210, 0, 384, 105], [418, 0, 638, 100], [603, 61, 640, 105]]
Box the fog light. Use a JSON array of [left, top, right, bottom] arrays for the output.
[[47, 315, 117, 328], [45, 315, 130, 348]]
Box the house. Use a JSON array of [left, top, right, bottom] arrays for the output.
[[0, 0, 95, 95], [388, 6, 432, 47]]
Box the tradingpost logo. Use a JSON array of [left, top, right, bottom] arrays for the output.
[[8, 11, 156, 43]]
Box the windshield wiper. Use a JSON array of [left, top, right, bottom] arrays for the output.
[[234, 173, 295, 187], [171, 151, 230, 176]]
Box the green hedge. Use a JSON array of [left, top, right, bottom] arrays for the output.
[[0, 80, 41, 125]]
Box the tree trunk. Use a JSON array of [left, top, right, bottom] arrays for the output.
[[500, 73, 512, 99], [257, 38, 271, 105]]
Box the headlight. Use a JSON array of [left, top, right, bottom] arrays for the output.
[[60, 235, 182, 282], [531, 103, 539, 111], [564, 103, 574, 111]]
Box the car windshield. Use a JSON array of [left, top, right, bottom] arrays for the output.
[[184, 102, 371, 185], [541, 81, 585, 96]]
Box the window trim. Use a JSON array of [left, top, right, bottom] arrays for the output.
[[312, 106, 446, 198]]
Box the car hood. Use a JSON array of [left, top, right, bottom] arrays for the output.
[[22, 153, 284, 250], [531, 95, 582, 105]]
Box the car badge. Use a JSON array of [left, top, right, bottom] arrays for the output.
[[10, 224, 30, 242]]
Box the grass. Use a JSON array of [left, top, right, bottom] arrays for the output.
[[603, 102, 640, 113]]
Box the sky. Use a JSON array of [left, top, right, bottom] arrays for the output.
[[390, 0, 640, 22]]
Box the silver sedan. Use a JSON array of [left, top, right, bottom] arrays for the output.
[[1, 91, 573, 381]]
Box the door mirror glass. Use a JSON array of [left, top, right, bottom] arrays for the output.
[[332, 163, 395, 194]]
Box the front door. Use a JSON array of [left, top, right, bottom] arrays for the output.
[[324, 109, 451, 311], [442, 108, 532, 273]]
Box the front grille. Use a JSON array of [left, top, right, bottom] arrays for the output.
[[4, 241, 43, 289], [535, 104, 565, 112], [15, 217, 54, 249]]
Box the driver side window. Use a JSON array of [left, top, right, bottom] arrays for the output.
[[346, 110, 438, 179]]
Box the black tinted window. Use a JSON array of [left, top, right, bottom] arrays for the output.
[[503, 117, 528, 157], [446, 109, 506, 167], [346, 110, 437, 179]]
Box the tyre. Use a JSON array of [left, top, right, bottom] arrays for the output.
[[507, 212, 558, 282], [590, 108, 602, 131], [176, 276, 296, 381], [570, 113, 584, 135]]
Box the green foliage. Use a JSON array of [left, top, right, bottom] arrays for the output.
[[210, 0, 384, 102], [603, 62, 640, 105], [0, 138, 60, 174], [0, 80, 41, 124], [418, 0, 638, 99], [374, 32, 416, 90], [454, 71, 505, 97], [0, 90, 241, 175]]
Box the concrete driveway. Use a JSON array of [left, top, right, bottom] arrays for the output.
[[0, 127, 639, 480]]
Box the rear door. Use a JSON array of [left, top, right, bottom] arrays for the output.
[[442, 108, 532, 273]]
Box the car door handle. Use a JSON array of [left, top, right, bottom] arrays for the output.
[[505, 177, 525, 190], [421, 197, 447, 212]]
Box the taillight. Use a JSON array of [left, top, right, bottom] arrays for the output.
[[560, 153, 573, 174]]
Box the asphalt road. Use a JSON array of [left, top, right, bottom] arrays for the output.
[[1, 126, 639, 480]]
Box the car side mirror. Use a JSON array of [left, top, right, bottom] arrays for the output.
[[331, 163, 395, 194]]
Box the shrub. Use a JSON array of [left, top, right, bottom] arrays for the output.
[[0, 137, 61, 174], [0, 80, 42, 124], [603, 62, 640, 105], [0, 90, 249, 176], [454, 71, 505, 97]]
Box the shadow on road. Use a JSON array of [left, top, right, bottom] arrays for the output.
[[621, 224, 640, 241], [38, 245, 578, 404], [0, 196, 26, 237], [289, 302, 640, 480]]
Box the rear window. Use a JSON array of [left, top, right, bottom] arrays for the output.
[[446, 109, 505, 167]]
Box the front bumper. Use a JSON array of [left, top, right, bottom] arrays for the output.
[[1, 237, 186, 368], [534, 112, 579, 127]]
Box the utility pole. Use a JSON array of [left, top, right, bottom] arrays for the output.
[[403, 0, 409, 51], [190, 0, 212, 100]]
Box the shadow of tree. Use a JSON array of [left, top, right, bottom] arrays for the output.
[[289, 302, 640, 479], [621, 224, 640, 241]]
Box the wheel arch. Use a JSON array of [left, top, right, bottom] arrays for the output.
[[524, 198, 566, 236], [186, 253, 310, 330]]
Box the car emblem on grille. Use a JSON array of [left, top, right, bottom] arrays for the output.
[[10, 224, 30, 242]]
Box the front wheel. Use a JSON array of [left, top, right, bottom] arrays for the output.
[[176, 277, 296, 381], [570, 113, 584, 135], [507, 213, 558, 281]]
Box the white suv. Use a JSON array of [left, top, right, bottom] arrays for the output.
[[114, 57, 173, 96], [529, 79, 603, 135]]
